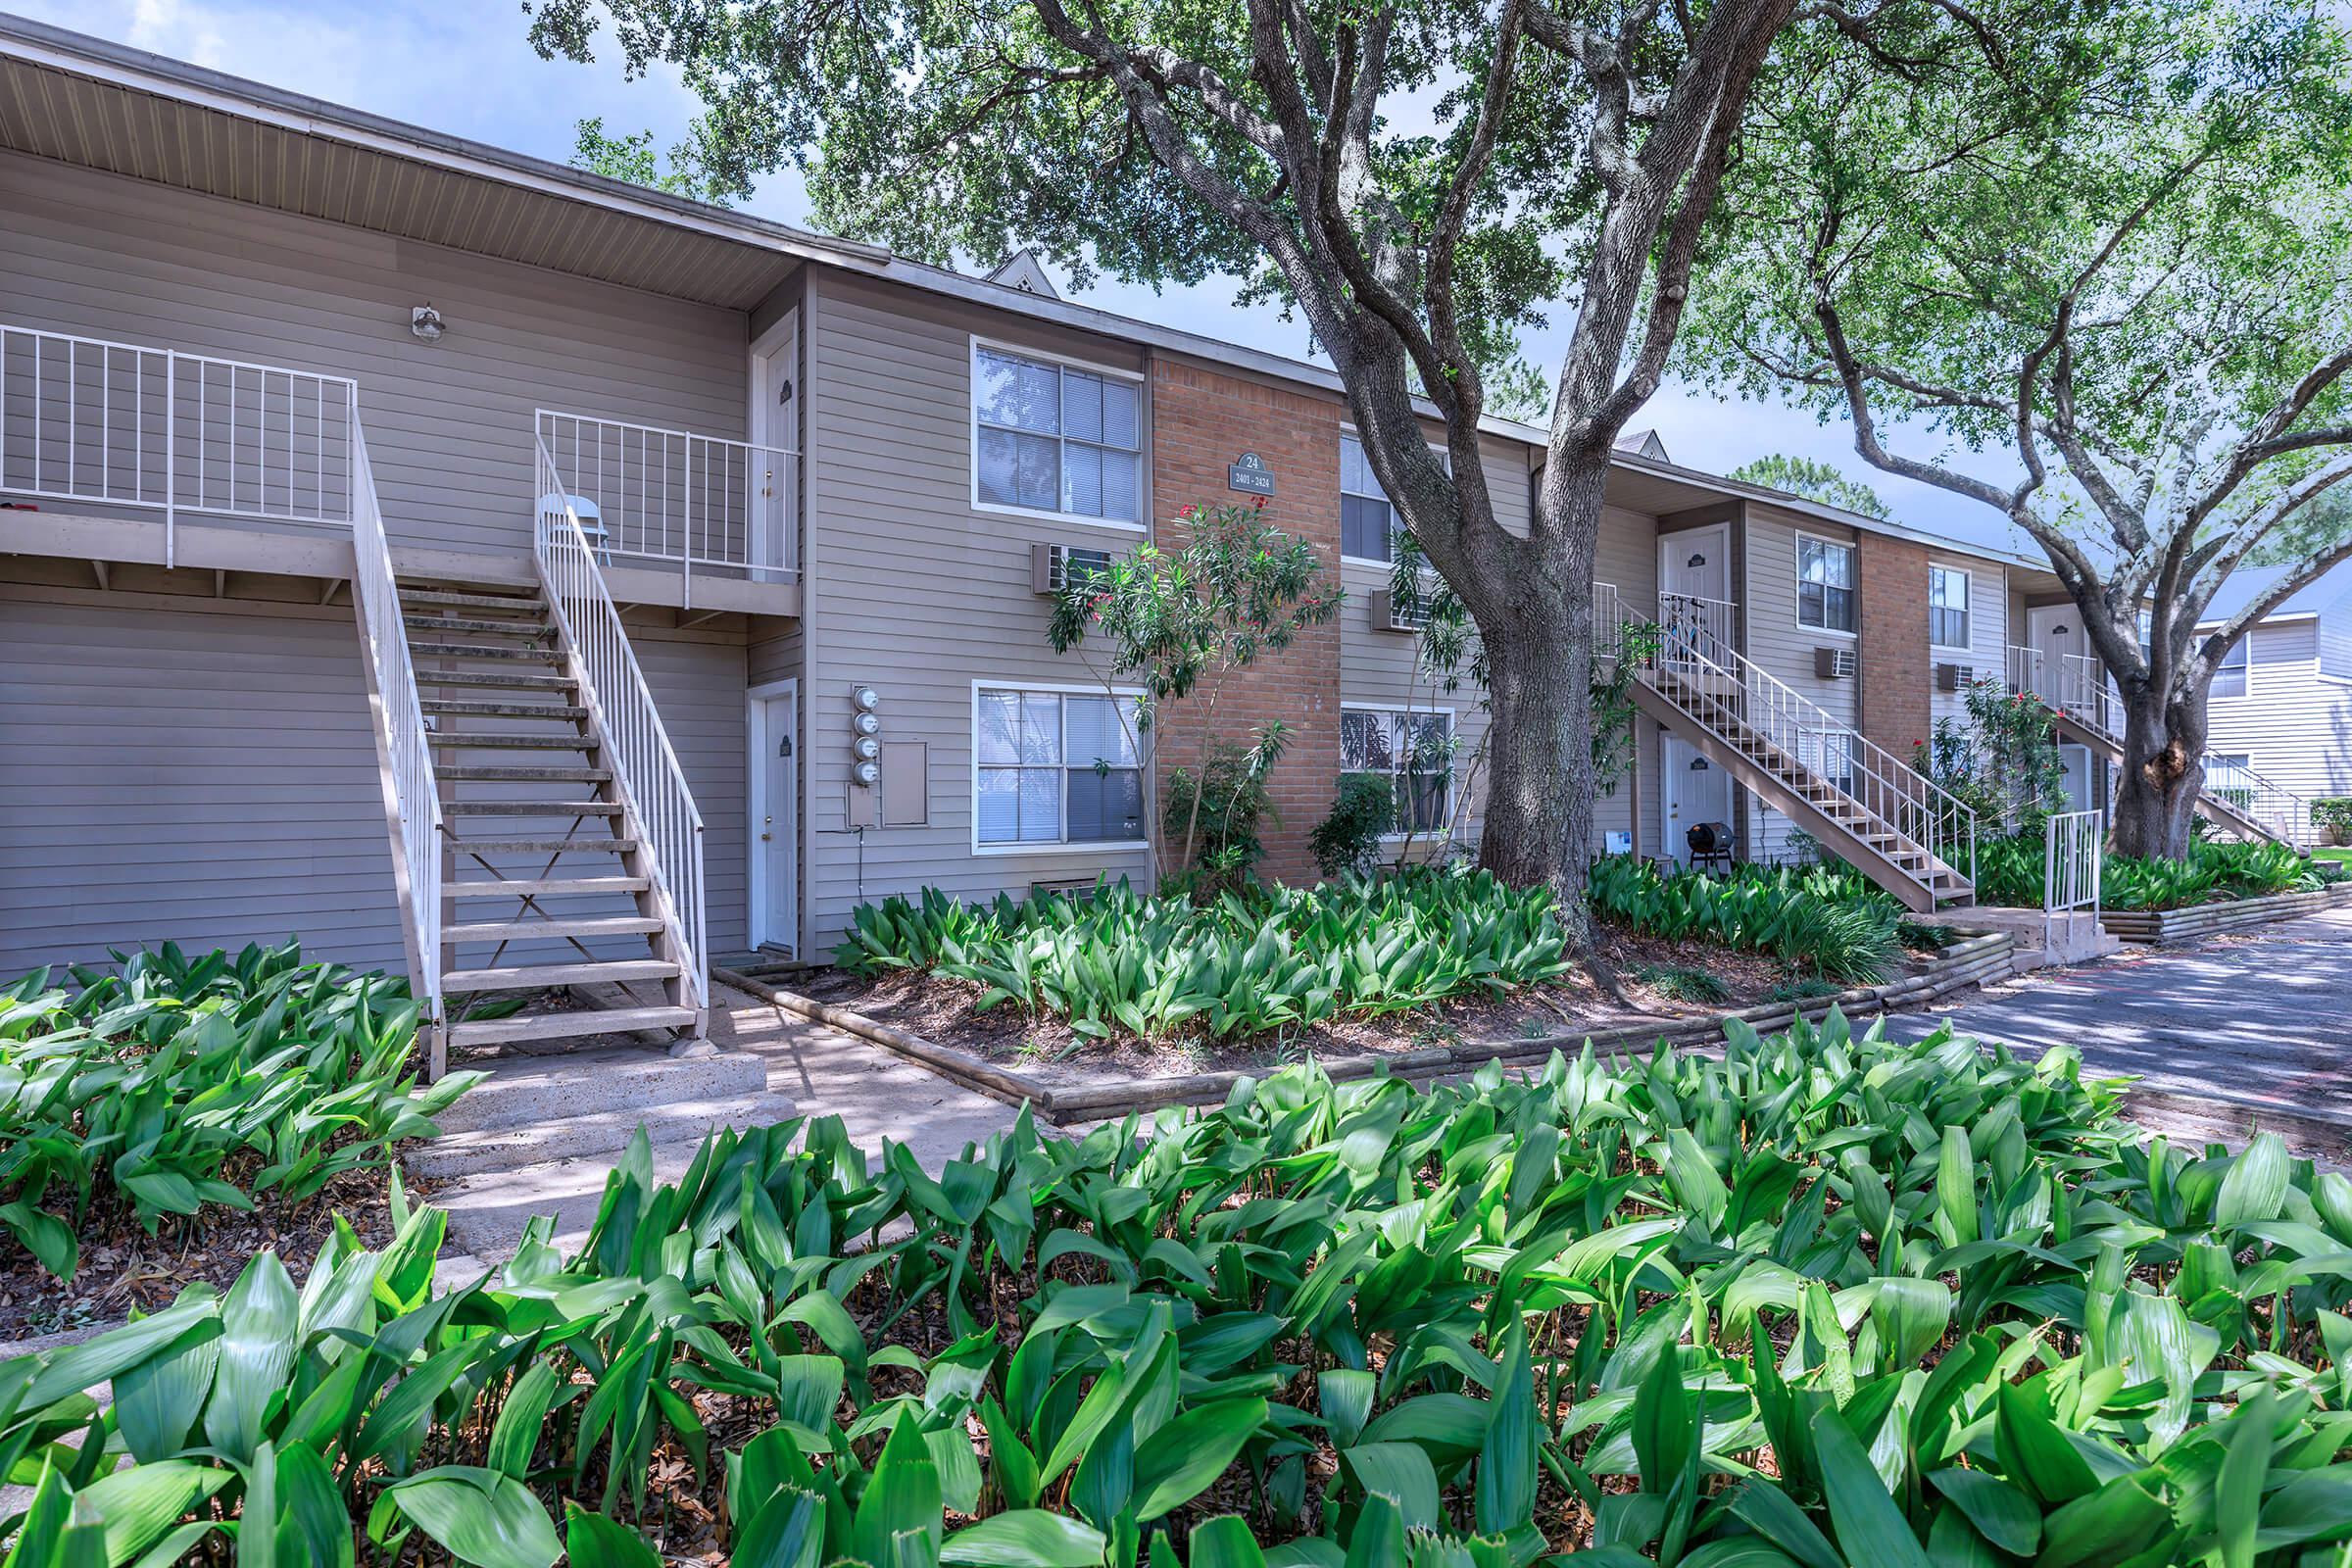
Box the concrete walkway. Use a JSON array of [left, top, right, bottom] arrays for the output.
[[429, 983, 1020, 1261], [1886, 906, 2352, 1159]]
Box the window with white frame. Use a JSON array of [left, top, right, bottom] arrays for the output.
[[975, 687, 1144, 846], [1929, 565, 1971, 650], [1799, 730, 1857, 795], [973, 345, 1141, 522], [1797, 535, 1857, 633], [2212, 636, 2249, 699], [1340, 433, 1449, 564], [1341, 707, 1454, 832]]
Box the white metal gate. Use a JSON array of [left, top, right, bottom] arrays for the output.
[[2043, 808, 2104, 952]]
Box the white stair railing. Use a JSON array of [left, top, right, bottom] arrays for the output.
[[2202, 756, 2311, 850], [534, 436, 708, 1012], [2007, 644, 2310, 849], [2043, 808, 2104, 948], [1610, 590, 1979, 900], [346, 412, 443, 1049], [1, 322, 358, 567]]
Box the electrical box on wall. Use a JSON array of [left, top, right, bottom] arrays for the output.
[[847, 683, 882, 826]]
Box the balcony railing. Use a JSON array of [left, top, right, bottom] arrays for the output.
[[536, 409, 798, 600], [1, 323, 357, 565]]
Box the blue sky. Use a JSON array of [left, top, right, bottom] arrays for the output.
[[27, 0, 2030, 558]]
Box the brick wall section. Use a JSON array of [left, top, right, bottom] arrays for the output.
[[1150, 359, 1344, 884], [1856, 533, 1932, 761]]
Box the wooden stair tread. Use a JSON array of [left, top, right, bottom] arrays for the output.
[[445, 914, 663, 943], [445, 958, 679, 991], [451, 836, 640, 854], [440, 763, 612, 782], [448, 1004, 698, 1048], [414, 669, 576, 692], [402, 614, 554, 637], [428, 733, 592, 750], [443, 800, 623, 816], [409, 641, 566, 662], [450, 876, 651, 900], [399, 588, 548, 612]]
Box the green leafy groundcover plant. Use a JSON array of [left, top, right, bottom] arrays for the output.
[[16, 1012, 2352, 1565], [834, 868, 1577, 1041], [1586, 858, 1903, 983], [1972, 834, 2325, 911], [0, 941, 476, 1282]]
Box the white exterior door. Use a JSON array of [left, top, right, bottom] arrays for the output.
[[749, 310, 799, 574], [2058, 742, 2093, 813], [752, 684, 799, 952], [1663, 736, 1733, 864]]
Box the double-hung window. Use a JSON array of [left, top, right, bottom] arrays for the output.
[[975, 686, 1144, 848], [1341, 433, 1399, 563], [973, 344, 1141, 523], [2212, 637, 2249, 699], [1341, 707, 1454, 833], [1929, 565, 1971, 650], [1339, 433, 1449, 564], [1797, 535, 1857, 634]]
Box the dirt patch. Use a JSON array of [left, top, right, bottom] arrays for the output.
[[788, 922, 1940, 1091], [0, 1163, 437, 1343]]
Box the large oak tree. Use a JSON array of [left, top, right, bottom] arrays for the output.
[[520, 0, 1922, 931], [1684, 0, 2352, 858]]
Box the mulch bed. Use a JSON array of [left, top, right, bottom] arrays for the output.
[[0, 1164, 436, 1345], [788, 921, 1942, 1091]]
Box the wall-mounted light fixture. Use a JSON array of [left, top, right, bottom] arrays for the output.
[[411, 304, 448, 344]]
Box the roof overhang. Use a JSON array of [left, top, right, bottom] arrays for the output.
[[0, 13, 883, 310]]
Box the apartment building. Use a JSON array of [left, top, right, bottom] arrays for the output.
[[2196, 563, 2352, 814], [1, 17, 2065, 1067]]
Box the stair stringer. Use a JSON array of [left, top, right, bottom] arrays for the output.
[[1631, 679, 1947, 913]]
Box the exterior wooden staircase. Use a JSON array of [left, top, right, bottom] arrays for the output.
[[402, 580, 704, 1064], [2006, 648, 2309, 850], [1607, 592, 1979, 912]]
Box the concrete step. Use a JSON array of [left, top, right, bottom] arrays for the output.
[[421, 697, 589, 720], [409, 1091, 802, 1179], [441, 763, 612, 782], [445, 1003, 698, 1050], [415, 669, 577, 693], [450, 876, 652, 902], [446, 957, 680, 991], [429, 1043, 768, 1137], [443, 800, 623, 817], [451, 836, 639, 855], [409, 641, 567, 663], [428, 733, 593, 751], [446, 914, 663, 944]]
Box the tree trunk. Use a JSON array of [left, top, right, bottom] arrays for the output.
[[1472, 461, 1603, 945], [2110, 679, 2208, 859]]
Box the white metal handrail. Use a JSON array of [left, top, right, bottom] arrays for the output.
[[2007, 644, 2310, 849], [536, 408, 798, 601], [534, 436, 708, 1011], [2043, 808, 2103, 949], [1, 323, 357, 566], [2202, 756, 2311, 850], [347, 411, 443, 1039], [1609, 589, 1979, 900]]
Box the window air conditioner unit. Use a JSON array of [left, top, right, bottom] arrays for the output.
[[1936, 662, 1975, 692], [1370, 587, 1431, 633], [1031, 542, 1113, 595], [1815, 646, 1856, 679]]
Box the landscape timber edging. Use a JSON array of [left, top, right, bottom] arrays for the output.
[[2098, 882, 2352, 946], [714, 930, 2015, 1126]]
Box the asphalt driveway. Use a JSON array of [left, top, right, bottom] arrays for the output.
[[1885, 905, 2352, 1158]]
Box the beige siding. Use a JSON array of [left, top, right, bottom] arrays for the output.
[[0, 153, 750, 560], [2205, 616, 2352, 802], [799, 270, 1154, 949], [1929, 555, 2008, 735], [1742, 505, 1860, 863], [0, 585, 749, 978]]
